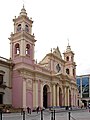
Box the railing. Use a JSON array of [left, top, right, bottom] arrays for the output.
[[0, 108, 89, 120]]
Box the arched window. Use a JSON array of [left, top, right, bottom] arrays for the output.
[[26, 44, 30, 55], [0, 74, 3, 85], [17, 24, 21, 32], [66, 56, 69, 61], [15, 43, 20, 54], [66, 68, 69, 75], [73, 69, 75, 76], [25, 25, 29, 32]]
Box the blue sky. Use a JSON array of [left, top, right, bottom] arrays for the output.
[[0, 0, 90, 75]]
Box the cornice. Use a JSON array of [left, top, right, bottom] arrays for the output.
[[13, 16, 33, 24], [0, 58, 13, 68], [65, 61, 76, 66], [47, 53, 66, 63], [9, 31, 36, 43]]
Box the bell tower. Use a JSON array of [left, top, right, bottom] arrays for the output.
[[9, 6, 36, 108], [63, 42, 76, 78], [9, 5, 36, 63]]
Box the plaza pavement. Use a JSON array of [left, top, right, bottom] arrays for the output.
[[2, 108, 90, 120]]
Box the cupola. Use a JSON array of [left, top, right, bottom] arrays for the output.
[[20, 5, 27, 16]]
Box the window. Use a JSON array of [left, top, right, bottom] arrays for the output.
[[0, 74, 3, 85], [76, 78, 81, 93], [56, 64, 61, 72], [82, 77, 89, 98], [26, 44, 30, 55], [17, 24, 21, 32], [25, 25, 29, 32], [66, 68, 69, 75], [73, 69, 75, 76], [66, 56, 69, 61], [15, 43, 20, 54]]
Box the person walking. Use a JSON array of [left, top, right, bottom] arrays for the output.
[[27, 107, 30, 113], [21, 108, 23, 115], [36, 106, 39, 114]]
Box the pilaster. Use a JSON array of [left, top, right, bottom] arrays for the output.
[[57, 85, 59, 106], [23, 78, 26, 108], [33, 80, 38, 108], [20, 39, 26, 56], [40, 82, 43, 108], [67, 87, 70, 106], [64, 87, 67, 106], [52, 83, 56, 106]]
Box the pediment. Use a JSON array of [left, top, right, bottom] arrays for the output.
[[53, 46, 62, 59]]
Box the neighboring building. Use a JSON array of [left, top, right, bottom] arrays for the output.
[[0, 56, 13, 105], [0, 5, 78, 109], [76, 75, 90, 107]]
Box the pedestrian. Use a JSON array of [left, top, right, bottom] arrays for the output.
[[21, 108, 23, 115], [36, 106, 39, 114], [27, 107, 30, 113]]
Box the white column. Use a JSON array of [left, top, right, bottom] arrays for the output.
[[67, 87, 69, 106], [53, 84, 56, 106], [57, 85, 59, 106], [36, 81, 38, 107], [71, 88, 73, 106], [50, 87, 52, 106], [73, 89, 75, 106], [74, 88, 76, 106], [10, 41, 13, 59], [40, 83, 43, 108], [64, 87, 67, 106], [23, 78, 26, 108], [33, 80, 38, 108], [62, 88, 64, 106], [33, 80, 36, 108]]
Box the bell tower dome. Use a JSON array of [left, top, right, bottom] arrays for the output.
[[9, 5, 36, 63]]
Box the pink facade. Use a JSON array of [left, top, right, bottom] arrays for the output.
[[12, 70, 23, 107], [26, 91, 33, 108], [9, 6, 78, 109]]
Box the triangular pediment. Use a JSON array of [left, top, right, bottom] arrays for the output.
[[53, 46, 62, 59], [38, 46, 63, 70]]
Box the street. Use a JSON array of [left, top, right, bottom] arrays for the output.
[[2, 109, 90, 120]]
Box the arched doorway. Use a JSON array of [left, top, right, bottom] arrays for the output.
[[43, 85, 50, 108], [69, 90, 71, 107], [82, 100, 87, 107], [0, 93, 3, 104], [59, 87, 62, 106]]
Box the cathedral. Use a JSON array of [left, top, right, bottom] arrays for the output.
[[0, 6, 78, 109]]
